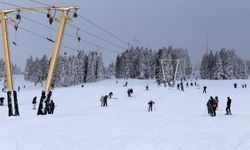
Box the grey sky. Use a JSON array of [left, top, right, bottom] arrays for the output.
[[1, 0, 250, 70]]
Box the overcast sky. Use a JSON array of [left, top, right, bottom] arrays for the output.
[[1, 0, 250, 70]]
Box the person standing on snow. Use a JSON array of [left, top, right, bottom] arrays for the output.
[[214, 96, 219, 110], [225, 97, 232, 115], [103, 95, 108, 107], [207, 97, 214, 116], [203, 86, 207, 94], [32, 96, 37, 110], [148, 100, 155, 112], [50, 100, 55, 114]]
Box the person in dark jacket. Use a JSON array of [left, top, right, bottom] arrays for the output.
[[103, 95, 108, 107], [177, 83, 180, 90], [148, 100, 155, 112], [108, 92, 113, 99], [203, 86, 207, 94], [225, 97, 232, 115], [234, 83, 237, 88], [145, 84, 149, 91], [207, 97, 213, 116], [127, 89, 131, 97], [0, 97, 4, 106], [50, 100, 55, 114], [32, 96, 37, 110]]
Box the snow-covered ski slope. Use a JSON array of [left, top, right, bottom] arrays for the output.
[[1, 75, 250, 150]]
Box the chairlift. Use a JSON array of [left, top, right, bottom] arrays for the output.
[[12, 14, 21, 46], [47, 8, 56, 42], [76, 28, 81, 42]]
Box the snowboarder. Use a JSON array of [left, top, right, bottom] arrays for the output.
[[148, 100, 155, 112], [234, 83, 237, 88], [32, 96, 37, 110], [203, 86, 207, 94], [108, 92, 113, 99], [225, 97, 232, 115], [50, 100, 55, 114], [103, 95, 108, 107]]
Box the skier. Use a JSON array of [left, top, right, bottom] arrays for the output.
[[32, 96, 37, 110], [123, 81, 128, 87], [148, 100, 155, 112], [146, 84, 149, 91], [103, 95, 108, 107], [18, 86, 20, 92], [186, 82, 189, 87], [130, 88, 133, 95], [127, 88, 133, 97], [177, 83, 180, 90], [50, 100, 55, 114], [203, 86, 207, 94], [108, 92, 113, 99], [225, 97, 232, 115], [127, 89, 131, 97], [234, 83, 237, 88]]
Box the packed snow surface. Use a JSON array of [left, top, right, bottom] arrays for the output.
[[1, 75, 250, 150]]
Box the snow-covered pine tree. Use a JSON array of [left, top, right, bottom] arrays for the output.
[[24, 56, 34, 81], [220, 49, 234, 79], [115, 55, 122, 78], [211, 52, 224, 79], [86, 51, 98, 82], [96, 53, 105, 81]]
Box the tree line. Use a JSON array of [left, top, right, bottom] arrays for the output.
[[200, 48, 249, 79], [22, 47, 250, 87], [24, 51, 105, 87]]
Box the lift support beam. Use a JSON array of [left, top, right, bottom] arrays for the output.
[[0, 6, 79, 116]]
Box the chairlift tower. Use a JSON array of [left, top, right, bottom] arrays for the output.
[[159, 58, 181, 86], [0, 6, 79, 116]]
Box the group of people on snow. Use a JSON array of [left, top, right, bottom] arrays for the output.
[[207, 96, 232, 116], [127, 88, 133, 97], [32, 95, 55, 114]]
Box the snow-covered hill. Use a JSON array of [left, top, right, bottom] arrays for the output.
[[1, 75, 250, 150]]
